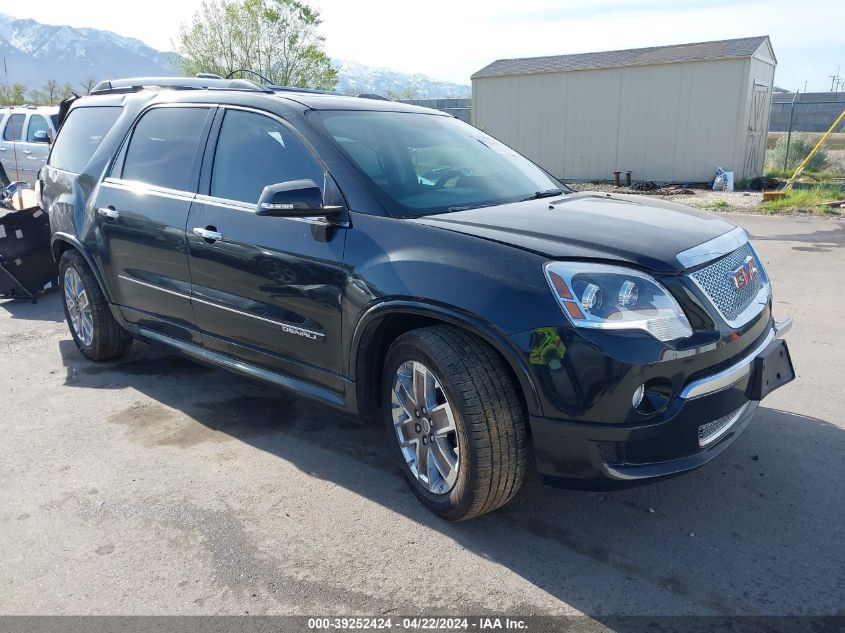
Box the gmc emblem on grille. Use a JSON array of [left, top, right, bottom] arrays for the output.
[[727, 256, 758, 290]]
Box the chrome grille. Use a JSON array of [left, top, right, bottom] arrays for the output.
[[690, 243, 767, 324], [698, 404, 748, 447]]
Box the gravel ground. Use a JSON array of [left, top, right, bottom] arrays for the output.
[[1, 214, 843, 619]]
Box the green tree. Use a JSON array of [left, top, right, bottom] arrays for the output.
[[28, 88, 44, 105], [0, 83, 27, 105], [176, 0, 337, 90], [60, 82, 75, 100]]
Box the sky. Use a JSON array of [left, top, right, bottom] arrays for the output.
[[3, 0, 844, 92]]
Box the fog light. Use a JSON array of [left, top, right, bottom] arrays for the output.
[[632, 384, 645, 408]]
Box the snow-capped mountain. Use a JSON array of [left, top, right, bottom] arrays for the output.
[[0, 14, 470, 99], [334, 60, 470, 99], [0, 13, 179, 89]]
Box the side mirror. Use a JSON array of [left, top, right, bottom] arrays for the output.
[[33, 130, 50, 144], [256, 179, 340, 217]]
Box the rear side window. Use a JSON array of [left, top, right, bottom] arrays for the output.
[[3, 114, 24, 141], [26, 115, 50, 142], [49, 106, 122, 174], [122, 107, 209, 192]]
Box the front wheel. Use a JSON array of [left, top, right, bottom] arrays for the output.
[[382, 326, 527, 521], [59, 250, 132, 361]]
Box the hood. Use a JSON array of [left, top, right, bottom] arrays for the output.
[[412, 192, 737, 274]]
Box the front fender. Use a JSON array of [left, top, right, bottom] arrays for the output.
[[350, 299, 543, 417]]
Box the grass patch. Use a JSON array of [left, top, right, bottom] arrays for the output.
[[761, 186, 843, 213], [712, 199, 730, 209]]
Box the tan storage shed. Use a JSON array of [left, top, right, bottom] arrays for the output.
[[472, 36, 776, 184]]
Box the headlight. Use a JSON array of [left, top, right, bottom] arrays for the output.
[[544, 262, 692, 342]]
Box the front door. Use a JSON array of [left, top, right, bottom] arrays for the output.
[[186, 107, 347, 390], [92, 105, 214, 341]]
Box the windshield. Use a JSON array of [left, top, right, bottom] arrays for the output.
[[314, 111, 566, 216]]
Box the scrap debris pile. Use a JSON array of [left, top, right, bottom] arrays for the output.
[[0, 168, 58, 301], [629, 180, 701, 195]]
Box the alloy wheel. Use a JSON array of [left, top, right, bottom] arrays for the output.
[[64, 266, 93, 347], [391, 360, 459, 494]]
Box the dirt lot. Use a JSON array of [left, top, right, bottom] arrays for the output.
[[1, 214, 843, 618], [569, 184, 768, 212]]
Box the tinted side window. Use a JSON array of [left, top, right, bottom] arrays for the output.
[[123, 107, 209, 192], [3, 114, 24, 141], [49, 106, 122, 174], [211, 109, 323, 203], [26, 115, 49, 142]]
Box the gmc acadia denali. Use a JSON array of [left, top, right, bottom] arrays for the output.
[[43, 77, 794, 520]]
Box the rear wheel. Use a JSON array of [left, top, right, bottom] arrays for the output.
[[59, 250, 131, 361], [382, 325, 527, 521]]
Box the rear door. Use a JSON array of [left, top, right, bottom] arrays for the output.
[[20, 113, 52, 183], [0, 113, 26, 182], [186, 106, 347, 389], [92, 104, 214, 342]]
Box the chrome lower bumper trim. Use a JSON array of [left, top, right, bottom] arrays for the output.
[[775, 317, 793, 338], [680, 319, 792, 400]]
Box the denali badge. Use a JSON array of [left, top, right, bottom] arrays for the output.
[[281, 323, 323, 341], [728, 256, 758, 290]]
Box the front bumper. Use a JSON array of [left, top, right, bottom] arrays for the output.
[[530, 320, 793, 488]]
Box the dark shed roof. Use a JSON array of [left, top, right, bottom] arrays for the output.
[[472, 36, 771, 79]]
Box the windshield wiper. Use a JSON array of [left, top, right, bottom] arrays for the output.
[[446, 202, 499, 212], [519, 189, 565, 202]]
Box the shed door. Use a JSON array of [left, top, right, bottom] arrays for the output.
[[745, 84, 769, 178]]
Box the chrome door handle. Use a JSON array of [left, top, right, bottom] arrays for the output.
[[192, 227, 223, 242], [97, 207, 120, 220]]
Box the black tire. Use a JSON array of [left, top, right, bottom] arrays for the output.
[[382, 325, 527, 521], [59, 250, 132, 361]]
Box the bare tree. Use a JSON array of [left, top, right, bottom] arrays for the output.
[[81, 77, 98, 95], [176, 0, 337, 90], [42, 80, 59, 104], [399, 85, 419, 100]]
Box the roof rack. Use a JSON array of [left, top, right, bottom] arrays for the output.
[[90, 76, 272, 95], [266, 85, 341, 96], [88, 75, 393, 102], [267, 85, 392, 101]]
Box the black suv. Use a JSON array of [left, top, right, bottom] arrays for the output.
[[43, 77, 794, 520]]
